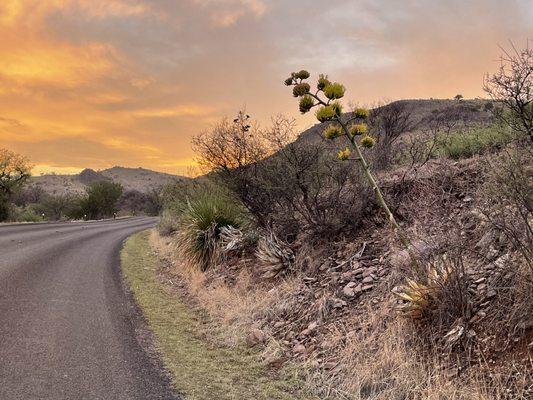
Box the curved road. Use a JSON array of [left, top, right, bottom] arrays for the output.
[[0, 217, 179, 400]]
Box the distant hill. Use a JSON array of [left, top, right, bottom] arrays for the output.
[[31, 166, 186, 196]]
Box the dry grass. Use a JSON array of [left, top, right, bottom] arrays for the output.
[[307, 305, 512, 400], [152, 229, 531, 399], [152, 230, 302, 349], [122, 230, 315, 400]]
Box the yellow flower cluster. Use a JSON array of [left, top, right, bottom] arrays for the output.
[[337, 147, 351, 161], [323, 124, 342, 140], [350, 123, 367, 136]]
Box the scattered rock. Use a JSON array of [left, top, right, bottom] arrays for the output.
[[343, 284, 355, 298], [361, 284, 373, 292], [362, 276, 374, 284], [293, 344, 306, 355]]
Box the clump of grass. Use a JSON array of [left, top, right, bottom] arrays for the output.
[[439, 125, 512, 159], [177, 191, 245, 271]]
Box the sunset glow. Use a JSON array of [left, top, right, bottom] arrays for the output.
[[0, 0, 531, 175]]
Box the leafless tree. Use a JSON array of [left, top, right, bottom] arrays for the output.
[[367, 101, 414, 169], [483, 42, 533, 141]]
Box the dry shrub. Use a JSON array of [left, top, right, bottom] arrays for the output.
[[478, 145, 533, 338], [193, 112, 373, 239]]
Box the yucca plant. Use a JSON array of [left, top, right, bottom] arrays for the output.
[[176, 192, 244, 271]]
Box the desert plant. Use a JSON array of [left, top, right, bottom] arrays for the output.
[[256, 233, 295, 279], [80, 180, 123, 219], [176, 191, 245, 270], [285, 72, 413, 253], [394, 255, 472, 336], [483, 42, 532, 141], [0, 148, 32, 221]]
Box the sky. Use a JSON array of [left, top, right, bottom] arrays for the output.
[[0, 0, 531, 176]]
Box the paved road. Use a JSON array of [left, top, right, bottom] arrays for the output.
[[0, 217, 179, 400]]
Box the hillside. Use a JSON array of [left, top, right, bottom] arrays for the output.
[[31, 166, 185, 196], [296, 98, 494, 144]]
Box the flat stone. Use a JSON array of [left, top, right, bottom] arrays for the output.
[[361, 284, 373, 291], [362, 276, 374, 284]]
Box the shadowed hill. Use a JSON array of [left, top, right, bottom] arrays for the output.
[[31, 166, 186, 196]]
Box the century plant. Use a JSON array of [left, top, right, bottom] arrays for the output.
[[284, 71, 412, 252]]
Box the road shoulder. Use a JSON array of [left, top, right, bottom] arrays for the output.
[[121, 230, 314, 400]]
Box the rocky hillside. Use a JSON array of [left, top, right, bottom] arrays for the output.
[[296, 98, 494, 144], [31, 166, 185, 196]]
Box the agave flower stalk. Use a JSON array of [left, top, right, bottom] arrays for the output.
[[285, 71, 415, 256]]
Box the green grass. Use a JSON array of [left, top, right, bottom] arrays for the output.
[[121, 231, 316, 400], [438, 125, 513, 159]]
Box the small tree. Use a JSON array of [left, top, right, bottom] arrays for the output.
[[0, 148, 31, 221], [483, 42, 532, 140], [82, 180, 123, 219], [284, 71, 412, 250], [454, 94, 463, 101]]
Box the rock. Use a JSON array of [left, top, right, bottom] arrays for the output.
[[341, 271, 353, 281], [332, 298, 347, 308], [494, 254, 510, 269], [267, 357, 287, 369], [361, 284, 373, 291], [246, 328, 265, 347], [473, 277, 486, 284], [343, 284, 355, 298], [476, 230, 496, 250], [485, 289, 497, 299], [362, 276, 374, 284], [319, 260, 332, 271], [363, 267, 377, 278], [477, 283, 487, 293], [307, 321, 318, 332], [293, 344, 306, 355], [274, 321, 285, 329]]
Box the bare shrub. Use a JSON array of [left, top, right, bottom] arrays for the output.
[[480, 146, 533, 267], [367, 101, 415, 169], [483, 42, 533, 141], [193, 112, 373, 239]]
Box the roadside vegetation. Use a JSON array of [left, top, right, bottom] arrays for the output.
[[0, 159, 162, 222], [121, 231, 316, 400], [151, 43, 532, 399]]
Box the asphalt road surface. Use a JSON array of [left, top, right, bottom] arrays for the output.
[[0, 217, 180, 400]]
